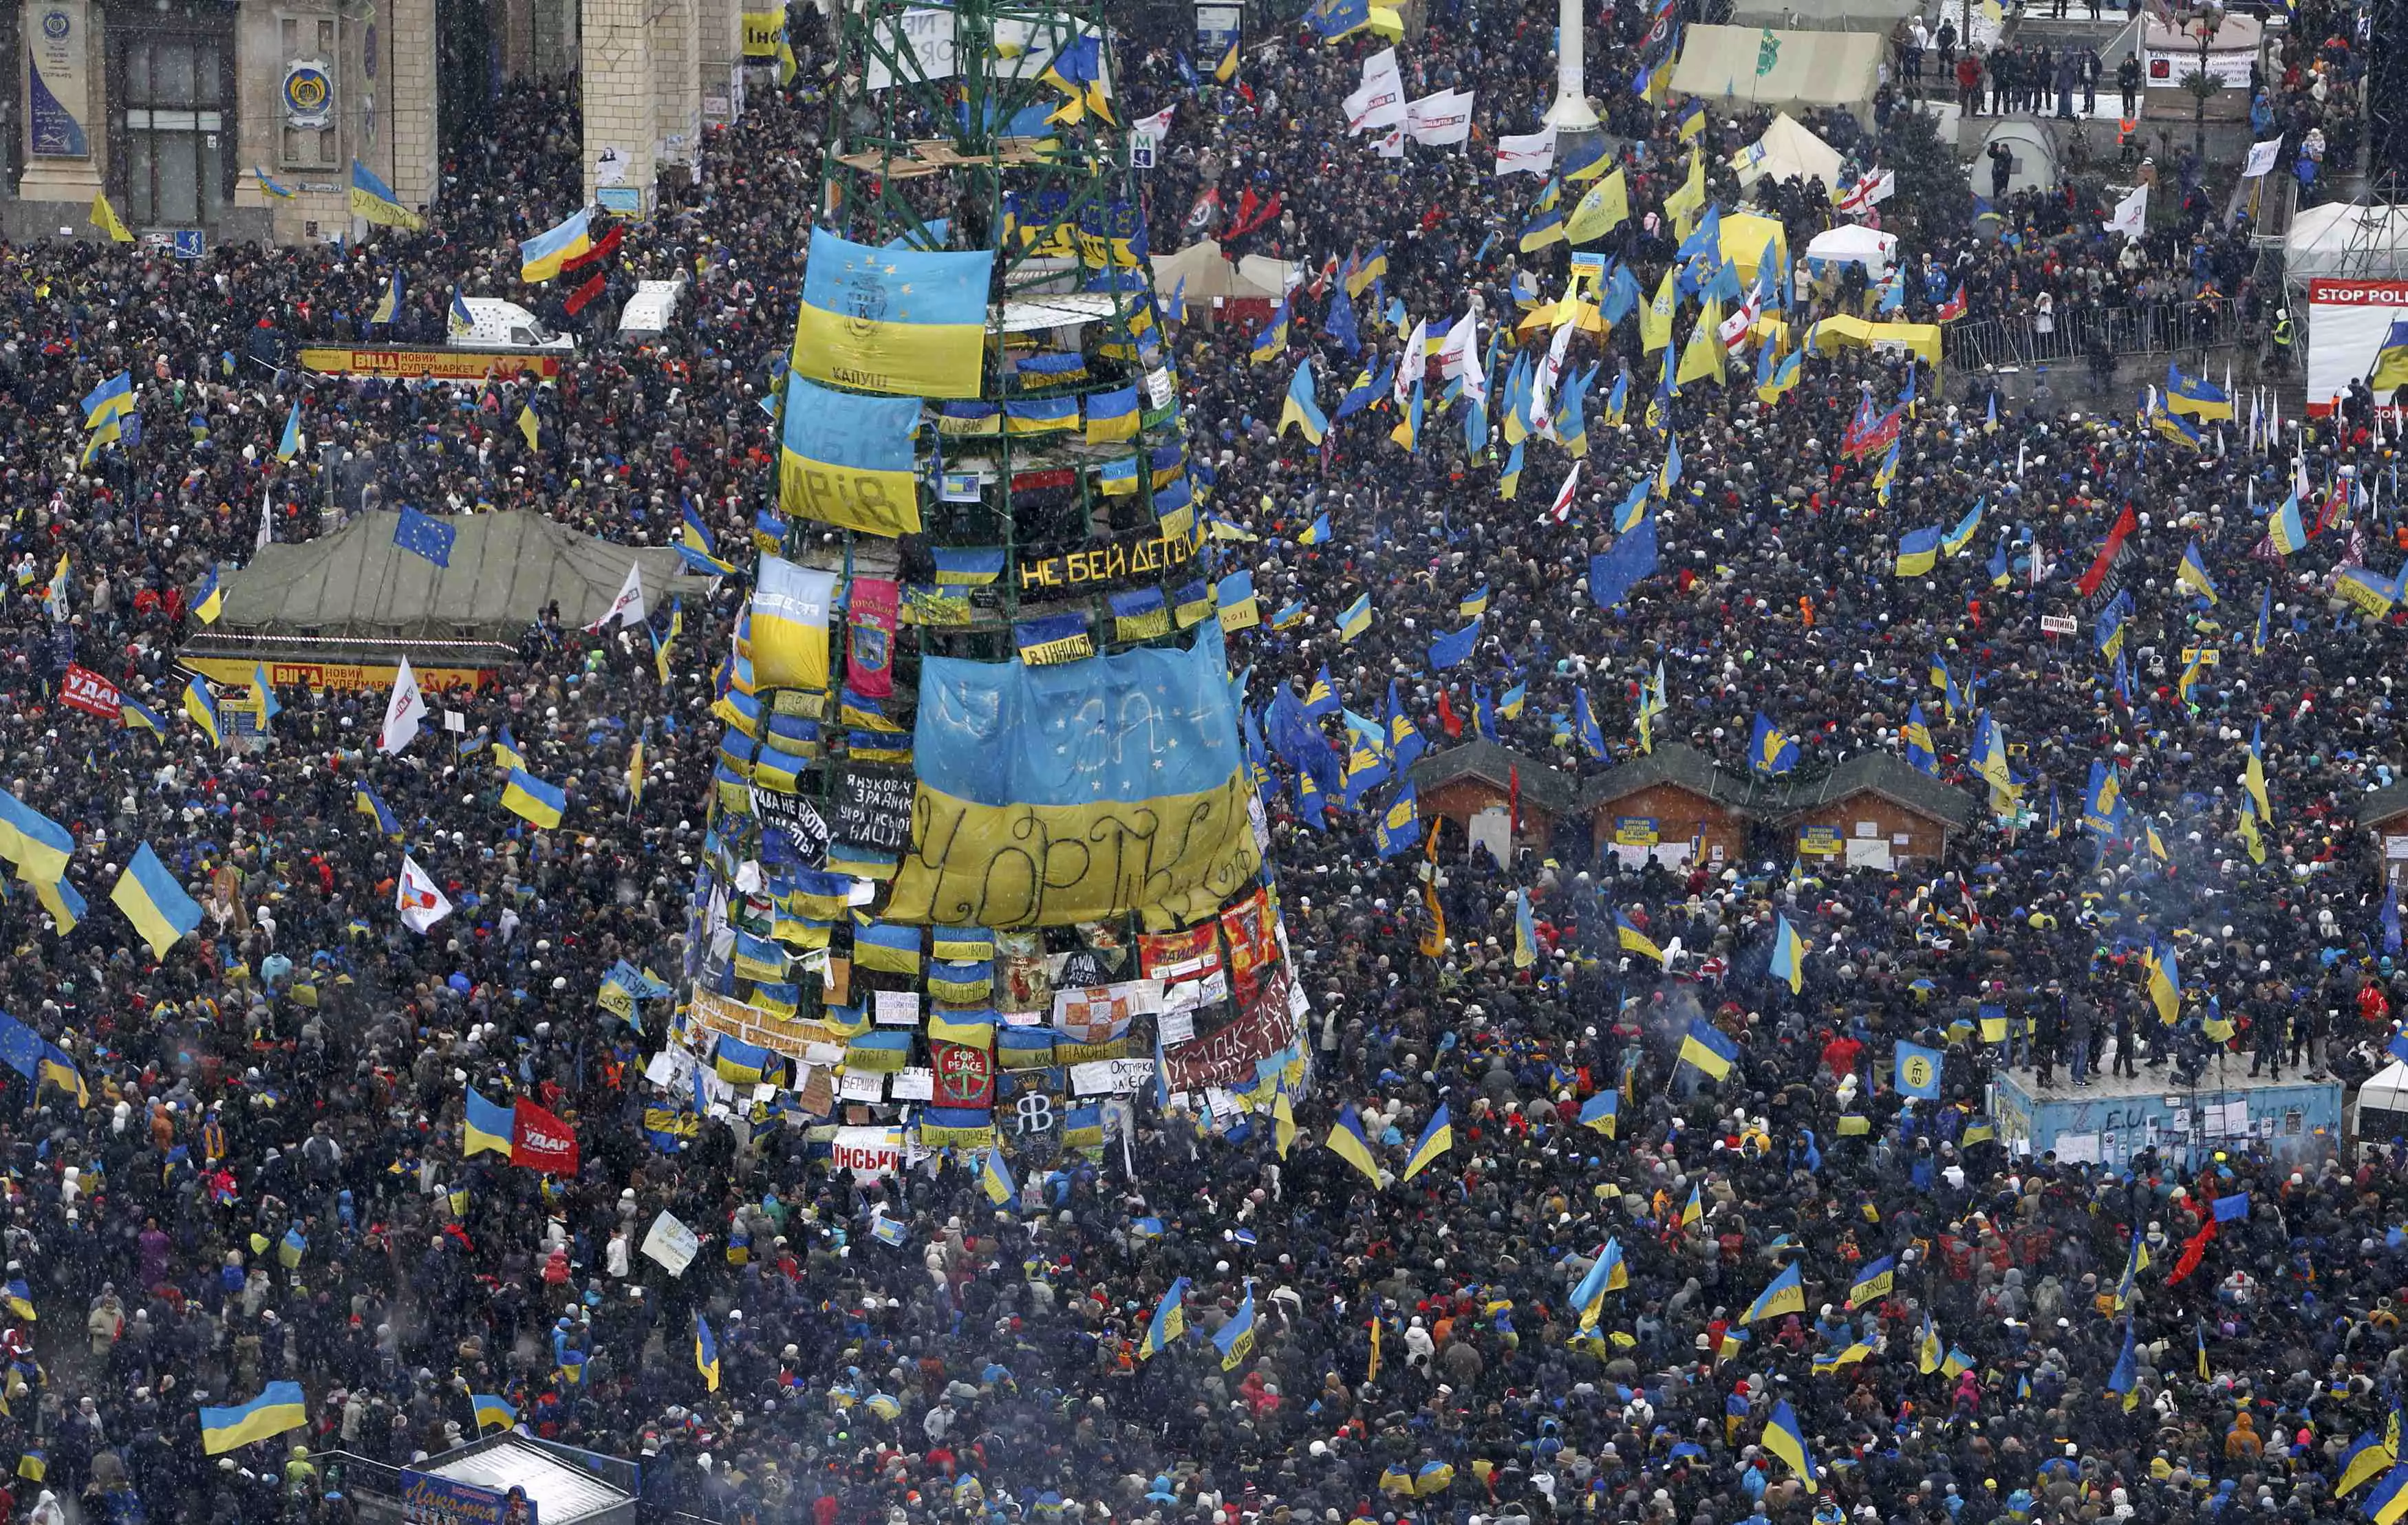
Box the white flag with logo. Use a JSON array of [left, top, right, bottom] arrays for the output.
[[1395, 320, 1428, 407], [396, 854, 453, 934], [1435, 310, 1479, 381], [380, 656, 428, 756], [1132, 105, 1174, 148], [1406, 89, 1474, 147], [1373, 122, 1405, 158], [2107, 184, 2148, 238], [2241, 138, 2283, 178], [1344, 47, 1406, 133], [588, 559, 647, 631], [1494, 127, 1557, 177]]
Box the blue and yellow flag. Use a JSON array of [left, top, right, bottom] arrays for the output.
[[502, 769, 566, 829], [2164, 360, 2233, 421], [1742, 1263, 1806, 1323], [695, 1314, 721, 1391], [1679, 1017, 1739, 1080], [111, 843, 202, 958], [1213, 1288, 1258, 1369], [1893, 526, 1942, 577], [200, 1383, 308, 1456], [1326, 1103, 1382, 1184], [792, 227, 992, 398], [779, 371, 924, 538], [2177, 540, 2219, 603], [1402, 1104, 1452, 1180], [472, 1394, 517, 1431], [1768, 914, 1806, 994], [1849, 1255, 1894, 1308], [2269, 490, 2308, 555], [980, 1146, 1018, 1207], [1338, 592, 1372, 642], [1279, 357, 1329, 444], [464, 1089, 514, 1156], [183, 675, 222, 747], [349, 160, 425, 230], [1749, 712, 1797, 775], [2374, 318, 2408, 393], [520, 208, 593, 282], [885, 626, 1255, 929], [1902, 703, 1937, 775], [1139, 1277, 1189, 1359]]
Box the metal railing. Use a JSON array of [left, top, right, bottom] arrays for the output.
[[1944, 300, 2248, 371]]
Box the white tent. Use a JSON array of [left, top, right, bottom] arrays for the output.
[[1730, 0, 1920, 28], [2285, 202, 2408, 282], [1668, 25, 1884, 118], [1803, 224, 1898, 277], [1979, 121, 2058, 199], [1734, 112, 1844, 191], [2357, 1059, 2408, 1139], [1150, 241, 1285, 302]]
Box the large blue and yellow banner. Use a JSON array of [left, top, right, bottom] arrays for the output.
[[779, 373, 924, 538], [793, 228, 991, 398], [887, 624, 1260, 928]]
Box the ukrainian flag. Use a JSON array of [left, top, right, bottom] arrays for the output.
[[980, 1147, 1018, 1207], [1085, 385, 1139, 444], [354, 784, 401, 839], [2369, 1465, 2408, 1525], [1279, 358, 1329, 444], [82, 372, 133, 430], [502, 769, 566, 829], [780, 372, 925, 539], [369, 271, 402, 325], [1847, 1255, 1894, 1308], [349, 160, 425, 230], [34, 877, 85, 935], [1251, 296, 1292, 363], [1337, 593, 1372, 641], [2372, 318, 2408, 393], [183, 674, 222, 746], [1139, 1277, 1189, 1359], [1615, 911, 1666, 964], [1326, 1103, 1382, 1184], [472, 1394, 517, 1431], [464, 1088, 515, 1157], [0, 791, 75, 884], [1677, 1017, 1739, 1080], [1578, 1091, 1617, 1136], [695, 1314, 721, 1392], [1893, 526, 1942, 577], [519, 208, 594, 283], [852, 920, 922, 974], [191, 566, 224, 624], [792, 227, 993, 398], [110, 843, 202, 958], [36, 1046, 87, 1107], [1942, 500, 1984, 556], [2164, 360, 2233, 421], [200, 1383, 308, 1456], [1768, 913, 1807, 994], [1401, 1103, 1452, 1180], [1902, 703, 1937, 775], [1760, 1399, 1815, 1482], [2177, 541, 2218, 603], [2339, 1431, 2398, 1497], [2268, 491, 2308, 555], [1213, 1288, 1257, 1370], [1741, 1262, 1806, 1323]]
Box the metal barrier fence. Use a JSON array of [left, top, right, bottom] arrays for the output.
[[1944, 301, 2248, 371]]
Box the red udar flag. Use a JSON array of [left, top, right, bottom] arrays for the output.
[[60, 664, 122, 720], [511, 1098, 580, 1174]]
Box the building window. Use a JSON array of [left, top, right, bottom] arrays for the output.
[[112, 27, 233, 228]]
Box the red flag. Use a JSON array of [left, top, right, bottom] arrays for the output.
[[1437, 692, 1463, 738], [1934, 285, 1968, 323], [60, 664, 123, 720], [562, 222, 623, 273], [2167, 1214, 2217, 1286], [2076, 504, 2138, 598], [564, 270, 608, 316], [511, 1098, 580, 1174], [1509, 764, 1522, 839]]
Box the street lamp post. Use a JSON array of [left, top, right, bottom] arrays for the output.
[[2177, 0, 2225, 164]]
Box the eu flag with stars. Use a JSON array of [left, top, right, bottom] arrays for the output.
[[394, 506, 456, 568]]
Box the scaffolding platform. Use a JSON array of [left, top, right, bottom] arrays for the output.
[[1990, 1063, 2341, 1169]]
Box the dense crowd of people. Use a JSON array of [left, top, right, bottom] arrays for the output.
[[0, 1, 2400, 1525]]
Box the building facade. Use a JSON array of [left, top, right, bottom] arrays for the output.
[[4, 0, 750, 248]]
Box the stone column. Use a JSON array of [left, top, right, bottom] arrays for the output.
[[649, 0, 700, 171], [19, 0, 104, 206], [386, 0, 438, 213], [697, 0, 739, 125], [583, 0, 657, 203]]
